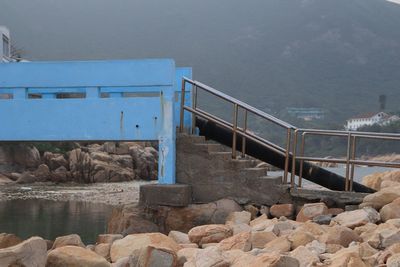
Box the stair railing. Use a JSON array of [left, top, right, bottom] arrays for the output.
[[179, 77, 296, 184], [179, 77, 400, 192]]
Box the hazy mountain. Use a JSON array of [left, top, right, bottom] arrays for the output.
[[1, 0, 400, 125]]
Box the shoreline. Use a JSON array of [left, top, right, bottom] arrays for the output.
[[0, 180, 155, 206]]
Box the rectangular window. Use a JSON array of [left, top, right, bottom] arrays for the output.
[[3, 34, 10, 57]]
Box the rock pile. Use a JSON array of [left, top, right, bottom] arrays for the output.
[[0, 142, 158, 184]]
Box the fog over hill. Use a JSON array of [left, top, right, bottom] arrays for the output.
[[1, 0, 400, 126]]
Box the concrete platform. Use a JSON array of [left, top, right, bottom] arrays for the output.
[[139, 184, 192, 207]]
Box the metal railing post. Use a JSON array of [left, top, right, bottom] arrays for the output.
[[283, 128, 291, 184], [241, 110, 248, 158], [298, 133, 306, 188], [291, 129, 298, 188], [345, 133, 352, 191], [179, 79, 186, 133], [232, 103, 239, 159], [350, 135, 357, 192], [191, 85, 197, 134]]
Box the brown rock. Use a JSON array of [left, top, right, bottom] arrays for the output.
[[96, 234, 123, 244], [319, 225, 362, 247], [326, 246, 367, 267], [380, 228, 400, 249], [110, 232, 180, 263], [289, 246, 320, 267], [328, 208, 344, 216], [229, 222, 252, 235], [296, 221, 326, 236], [332, 207, 380, 229], [46, 245, 110, 267], [51, 234, 85, 249], [188, 224, 232, 245], [250, 252, 300, 267], [288, 230, 316, 249], [184, 246, 229, 267], [270, 204, 295, 218], [388, 253, 400, 267], [168, 231, 191, 244], [225, 211, 251, 225], [296, 203, 328, 222], [251, 231, 277, 249], [33, 164, 51, 181], [94, 243, 111, 261], [0, 236, 47, 267], [177, 247, 199, 266], [217, 232, 251, 251], [263, 236, 291, 253], [244, 204, 259, 219], [0, 233, 22, 249], [380, 197, 400, 222], [360, 185, 400, 210], [180, 243, 198, 248]]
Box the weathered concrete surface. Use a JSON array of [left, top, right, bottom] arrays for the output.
[[139, 184, 192, 207], [290, 188, 369, 206], [176, 134, 291, 205]]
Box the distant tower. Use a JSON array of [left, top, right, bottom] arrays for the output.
[[0, 26, 11, 62], [379, 94, 387, 111]]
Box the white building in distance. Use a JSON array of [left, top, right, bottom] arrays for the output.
[[0, 26, 11, 62], [345, 112, 400, 130]]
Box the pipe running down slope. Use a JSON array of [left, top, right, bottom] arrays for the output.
[[196, 118, 375, 193]]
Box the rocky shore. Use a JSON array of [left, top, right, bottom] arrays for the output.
[[0, 141, 158, 185], [1, 170, 400, 266]]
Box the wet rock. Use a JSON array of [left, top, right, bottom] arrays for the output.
[[188, 224, 232, 245], [296, 203, 328, 222], [46, 245, 110, 267], [270, 203, 295, 218], [380, 197, 400, 222], [332, 207, 380, 229], [51, 234, 85, 249], [0, 236, 47, 267], [0, 233, 22, 249], [110, 232, 180, 263]]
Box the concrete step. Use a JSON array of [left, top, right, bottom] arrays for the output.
[[194, 143, 224, 153], [177, 133, 206, 144], [229, 159, 258, 169], [209, 151, 235, 161], [240, 167, 268, 178]]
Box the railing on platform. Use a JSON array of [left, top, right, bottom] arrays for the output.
[[179, 77, 400, 191]]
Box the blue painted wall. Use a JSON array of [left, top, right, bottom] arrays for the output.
[[0, 59, 192, 184]]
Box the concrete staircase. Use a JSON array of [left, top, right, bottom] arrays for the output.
[[176, 133, 291, 205]]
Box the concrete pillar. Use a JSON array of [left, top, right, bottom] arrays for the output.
[[158, 89, 176, 184]]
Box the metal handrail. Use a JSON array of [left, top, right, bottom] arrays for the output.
[[179, 77, 400, 191], [180, 77, 294, 183]]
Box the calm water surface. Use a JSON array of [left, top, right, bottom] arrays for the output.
[[0, 199, 113, 244]]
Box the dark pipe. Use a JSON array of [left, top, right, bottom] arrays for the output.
[[196, 118, 375, 193]]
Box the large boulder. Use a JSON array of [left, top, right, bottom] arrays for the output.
[[130, 145, 158, 180], [0, 236, 47, 267], [110, 233, 180, 263], [188, 224, 233, 245], [380, 197, 400, 222], [251, 231, 277, 249], [332, 207, 380, 229], [51, 234, 85, 249], [12, 144, 41, 168], [46, 245, 110, 267], [296, 203, 328, 222], [16, 172, 37, 184], [225, 211, 251, 225], [216, 232, 251, 251], [360, 185, 400, 210]]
